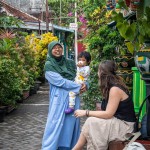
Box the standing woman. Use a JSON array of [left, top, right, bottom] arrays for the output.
[[42, 41, 85, 150], [73, 60, 136, 150]]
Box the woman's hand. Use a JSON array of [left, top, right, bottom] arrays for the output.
[[80, 83, 87, 94], [74, 109, 86, 118]]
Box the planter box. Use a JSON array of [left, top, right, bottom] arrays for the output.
[[5, 105, 16, 114], [16, 98, 24, 103], [0, 106, 6, 123], [35, 81, 42, 91], [29, 81, 42, 96], [29, 86, 37, 96], [22, 90, 30, 100]]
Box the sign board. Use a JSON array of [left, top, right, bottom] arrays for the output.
[[69, 23, 78, 30]]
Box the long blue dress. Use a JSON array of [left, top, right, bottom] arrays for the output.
[[42, 71, 81, 150]]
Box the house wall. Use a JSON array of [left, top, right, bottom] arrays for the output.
[[4, 0, 45, 12]]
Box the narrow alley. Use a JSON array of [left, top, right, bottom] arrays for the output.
[[0, 83, 87, 150]]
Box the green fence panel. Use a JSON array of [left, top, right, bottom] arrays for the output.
[[139, 78, 146, 119], [132, 67, 146, 119], [132, 67, 140, 114]]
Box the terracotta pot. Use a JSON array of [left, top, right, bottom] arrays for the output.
[[22, 90, 30, 100]]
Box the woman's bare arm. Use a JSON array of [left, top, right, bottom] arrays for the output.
[[74, 87, 128, 119]]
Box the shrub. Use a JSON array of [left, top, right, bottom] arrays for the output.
[[81, 6, 125, 110], [0, 39, 23, 106], [25, 32, 58, 77]]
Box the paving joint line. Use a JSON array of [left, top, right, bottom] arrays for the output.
[[20, 104, 49, 106]]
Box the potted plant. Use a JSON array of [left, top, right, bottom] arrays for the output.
[[0, 15, 25, 110], [0, 39, 23, 107], [112, 1, 150, 54], [0, 105, 6, 123], [111, 1, 150, 81]]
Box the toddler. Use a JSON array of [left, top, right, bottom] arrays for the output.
[[65, 51, 91, 114]]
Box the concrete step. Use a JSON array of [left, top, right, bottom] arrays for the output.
[[39, 86, 49, 91], [37, 91, 49, 94]]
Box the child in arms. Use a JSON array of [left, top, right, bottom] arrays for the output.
[[65, 51, 91, 114]]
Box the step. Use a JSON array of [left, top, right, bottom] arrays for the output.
[[37, 91, 49, 94], [39, 86, 49, 91]]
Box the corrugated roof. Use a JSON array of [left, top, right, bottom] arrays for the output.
[[0, 0, 40, 22]]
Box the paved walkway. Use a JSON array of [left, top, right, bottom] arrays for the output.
[[0, 83, 87, 150]]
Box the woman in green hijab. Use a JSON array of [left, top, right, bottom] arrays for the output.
[[42, 41, 85, 150]]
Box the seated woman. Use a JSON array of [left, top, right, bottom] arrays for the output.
[[72, 60, 136, 150]]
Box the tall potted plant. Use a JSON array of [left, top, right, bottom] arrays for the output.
[[0, 39, 23, 108]]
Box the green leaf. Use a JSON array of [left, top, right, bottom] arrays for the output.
[[139, 25, 146, 36], [125, 22, 136, 41], [118, 0, 128, 10], [125, 42, 134, 54], [138, 35, 144, 44], [112, 12, 124, 22], [145, 26, 150, 37], [116, 21, 128, 39], [145, 7, 150, 21]]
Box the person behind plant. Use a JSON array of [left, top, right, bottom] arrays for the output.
[[42, 41, 87, 150], [65, 51, 91, 114], [72, 60, 136, 150]]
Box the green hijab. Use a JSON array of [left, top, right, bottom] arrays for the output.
[[44, 41, 76, 81]]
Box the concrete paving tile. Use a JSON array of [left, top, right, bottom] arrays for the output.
[[0, 84, 87, 150]]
